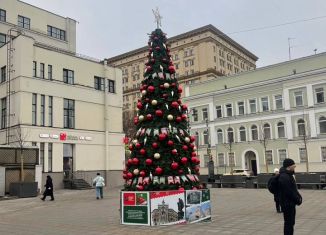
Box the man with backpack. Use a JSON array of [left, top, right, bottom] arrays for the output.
[[268, 168, 281, 213], [278, 158, 302, 235]]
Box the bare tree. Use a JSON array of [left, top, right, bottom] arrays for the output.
[[259, 122, 270, 173], [12, 125, 29, 182], [123, 109, 137, 139]]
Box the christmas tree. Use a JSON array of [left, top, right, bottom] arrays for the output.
[[122, 27, 203, 191]]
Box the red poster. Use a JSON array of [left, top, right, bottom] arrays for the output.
[[123, 192, 136, 206]]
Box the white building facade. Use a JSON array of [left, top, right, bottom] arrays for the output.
[[184, 53, 326, 175], [0, 0, 124, 189]]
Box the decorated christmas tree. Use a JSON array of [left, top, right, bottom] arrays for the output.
[[122, 27, 203, 191]]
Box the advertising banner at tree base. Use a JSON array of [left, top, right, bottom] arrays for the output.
[[120, 189, 211, 226]]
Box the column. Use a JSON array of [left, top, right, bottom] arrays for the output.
[[306, 84, 314, 107], [308, 110, 317, 137], [283, 88, 290, 110], [285, 115, 293, 139]]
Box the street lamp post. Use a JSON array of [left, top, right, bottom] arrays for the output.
[[206, 119, 214, 181]]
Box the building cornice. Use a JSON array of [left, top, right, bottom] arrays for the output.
[[106, 24, 258, 63]]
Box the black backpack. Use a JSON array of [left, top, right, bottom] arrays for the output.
[[268, 175, 280, 194]]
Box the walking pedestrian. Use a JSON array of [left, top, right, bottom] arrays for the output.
[[93, 173, 105, 199], [279, 158, 302, 235], [273, 168, 281, 213], [41, 175, 54, 201]]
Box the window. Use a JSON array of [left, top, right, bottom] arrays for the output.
[[278, 149, 287, 165], [321, 147, 326, 162], [174, 54, 179, 60], [108, 79, 115, 93], [0, 9, 6, 22], [315, 88, 324, 104], [195, 132, 199, 147], [1, 66, 6, 83], [277, 122, 285, 138], [0, 33, 6, 47], [204, 155, 210, 167], [249, 99, 256, 113], [1, 97, 6, 129], [40, 63, 44, 79], [63, 69, 74, 84], [265, 150, 273, 164], [217, 129, 223, 144], [48, 143, 53, 172], [33, 61, 37, 77], [294, 91, 303, 106], [32, 94, 37, 125], [64, 99, 75, 128], [297, 119, 306, 136], [40, 95, 45, 126], [47, 25, 66, 40], [202, 108, 208, 120], [220, 59, 225, 67], [261, 97, 269, 111], [40, 143, 44, 172], [238, 101, 244, 115], [192, 109, 198, 122], [239, 126, 246, 142], [251, 125, 258, 140], [184, 61, 189, 67], [18, 15, 30, 29], [227, 128, 234, 143], [275, 95, 283, 110], [319, 116, 326, 134], [228, 153, 235, 167], [218, 153, 225, 166], [48, 65, 53, 80], [263, 123, 271, 139], [94, 76, 105, 91], [216, 105, 222, 118], [48, 96, 53, 127], [203, 130, 209, 145], [299, 148, 307, 163], [226, 104, 232, 117]]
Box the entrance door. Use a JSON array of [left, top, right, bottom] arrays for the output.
[[251, 160, 257, 176], [63, 144, 74, 179]]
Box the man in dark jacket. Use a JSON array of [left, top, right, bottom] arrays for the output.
[[41, 175, 54, 201], [278, 158, 302, 235], [272, 168, 281, 213]]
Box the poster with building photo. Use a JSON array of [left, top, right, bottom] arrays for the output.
[[185, 189, 211, 223], [121, 192, 150, 226], [150, 191, 186, 226]]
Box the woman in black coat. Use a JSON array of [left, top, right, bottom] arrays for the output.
[[41, 175, 54, 201]]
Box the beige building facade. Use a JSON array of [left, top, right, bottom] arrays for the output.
[[184, 53, 326, 175], [0, 0, 124, 189], [106, 25, 258, 118]]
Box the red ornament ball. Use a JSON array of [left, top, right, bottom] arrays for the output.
[[122, 174, 127, 179], [127, 159, 133, 166], [191, 152, 197, 157], [181, 114, 187, 120], [181, 104, 188, 110], [190, 136, 196, 143], [134, 117, 139, 125], [176, 116, 182, 122], [132, 158, 139, 165], [145, 159, 153, 166], [189, 143, 195, 149], [177, 99, 182, 104], [137, 185, 144, 191], [178, 86, 183, 93], [182, 145, 188, 151], [158, 133, 166, 141], [146, 66, 152, 72], [171, 83, 176, 87], [181, 157, 188, 165], [152, 142, 159, 149], [168, 65, 175, 73], [140, 149, 146, 155], [155, 110, 163, 117], [129, 144, 133, 151], [167, 140, 174, 146], [127, 172, 133, 179], [171, 162, 179, 170], [135, 143, 141, 148], [191, 157, 198, 164], [171, 149, 178, 155], [155, 167, 163, 175], [171, 101, 179, 108], [178, 169, 184, 174], [155, 46, 160, 51], [148, 86, 155, 93], [140, 170, 146, 177], [137, 102, 143, 109], [146, 114, 153, 120]]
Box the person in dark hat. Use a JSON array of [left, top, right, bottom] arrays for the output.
[[41, 175, 54, 201], [279, 158, 302, 235]]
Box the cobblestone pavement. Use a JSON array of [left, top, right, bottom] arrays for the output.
[[0, 188, 325, 235]]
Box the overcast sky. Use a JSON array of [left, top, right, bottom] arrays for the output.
[[23, 0, 326, 67]]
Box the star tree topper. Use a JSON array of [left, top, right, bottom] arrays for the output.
[[152, 7, 162, 28]]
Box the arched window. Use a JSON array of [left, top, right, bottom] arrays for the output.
[[319, 116, 326, 134], [277, 122, 285, 138], [297, 119, 306, 136], [251, 125, 258, 140], [217, 129, 223, 144], [263, 123, 271, 139], [239, 126, 246, 142], [227, 127, 234, 143]]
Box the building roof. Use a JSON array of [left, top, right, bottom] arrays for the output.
[[106, 24, 258, 63]]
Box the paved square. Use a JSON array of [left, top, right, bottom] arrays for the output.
[[0, 188, 325, 234]]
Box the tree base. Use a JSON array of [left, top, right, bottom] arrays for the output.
[[120, 189, 211, 226]]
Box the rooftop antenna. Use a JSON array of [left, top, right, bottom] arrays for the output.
[[152, 7, 162, 29], [288, 37, 295, 60]]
